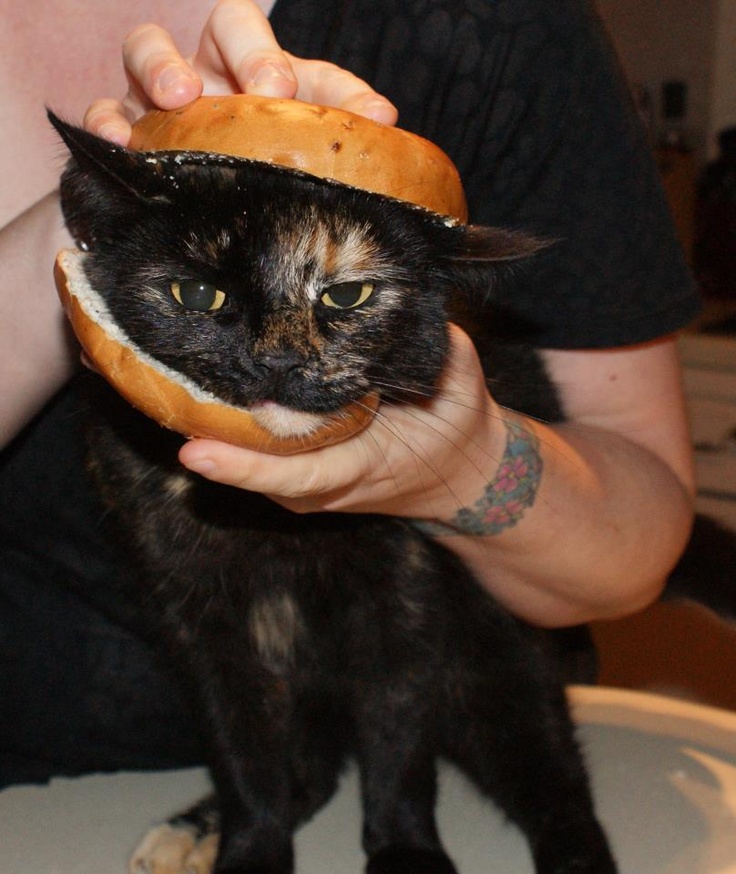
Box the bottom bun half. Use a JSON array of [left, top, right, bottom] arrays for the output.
[[54, 248, 379, 454]]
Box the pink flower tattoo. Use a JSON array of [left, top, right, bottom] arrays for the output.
[[415, 420, 542, 537]]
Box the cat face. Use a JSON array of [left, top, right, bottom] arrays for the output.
[[50, 112, 538, 417]]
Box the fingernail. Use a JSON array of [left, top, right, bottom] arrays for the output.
[[358, 98, 398, 125], [156, 65, 197, 97], [182, 456, 217, 476], [250, 63, 295, 93], [97, 122, 128, 146]]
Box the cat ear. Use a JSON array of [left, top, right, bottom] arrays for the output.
[[48, 109, 178, 248], [48, 109, 175, 202], [444, 224, 550, 263], [433, 222, 552, 304]]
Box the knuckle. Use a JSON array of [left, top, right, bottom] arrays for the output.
[[289, 462, 327, 498], [313, 60, 356, 89], [83, 98, 113, 123], [209, 0, 264, 31], [83, 99, 127, 135], [122, 22, 164, 49]]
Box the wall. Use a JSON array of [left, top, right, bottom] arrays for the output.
[[709, 0, 736, 153], [595, 0, 719, 159]]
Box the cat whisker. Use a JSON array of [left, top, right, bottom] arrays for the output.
[[368, 378, 436, 401], [370, 375, 563, 453], [370, 377, 506, 432], [369, 373, 493, 412], [363, 406, 469, 517], [366, 386, 567, 522]]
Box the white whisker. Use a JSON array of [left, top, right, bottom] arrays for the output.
[[357, 403, 480, 518]]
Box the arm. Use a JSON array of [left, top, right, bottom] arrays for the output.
[[177, 327, 695, 628], [438, 335, 696, 626], [83, 0, 696, 628], [0, 194, 78, 447]]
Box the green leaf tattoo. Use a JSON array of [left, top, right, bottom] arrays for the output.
[[415, 419, 543, 537]]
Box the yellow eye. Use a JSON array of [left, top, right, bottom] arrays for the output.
[[171, 281, 226, 312], [320, 281, 374, 310]]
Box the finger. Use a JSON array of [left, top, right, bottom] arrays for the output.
[[286, 54, 398, 125], [122, 22, 202, 110], [178, 435, 374, 503], [193, 0, 297, 98], [90, 24, 204, 146], [84, 97, 134, 145]]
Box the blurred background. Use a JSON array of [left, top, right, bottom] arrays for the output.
[[591, 0, 736, 710]]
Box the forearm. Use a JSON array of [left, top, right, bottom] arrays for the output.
[[176, 329, 695, 630], [1, 192, 77, 447], [434, 415, 695, 628]]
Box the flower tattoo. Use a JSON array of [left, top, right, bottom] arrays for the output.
[[415, 419, 542, 537]]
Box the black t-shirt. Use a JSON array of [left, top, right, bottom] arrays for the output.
[[271, 0, 701, 348], [0, 0, 704, 784]]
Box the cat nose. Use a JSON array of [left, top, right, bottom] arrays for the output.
[[252, 349, 307, 375]]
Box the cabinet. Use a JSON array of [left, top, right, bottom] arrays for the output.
[[656, 147, 697, 264], [682, 332, 736, 527]]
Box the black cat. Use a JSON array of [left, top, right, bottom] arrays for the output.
[[47, 110, 666, 874]]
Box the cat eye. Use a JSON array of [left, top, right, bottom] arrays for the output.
[[320, 281, 375, 310], [170, 281, 226, 312]]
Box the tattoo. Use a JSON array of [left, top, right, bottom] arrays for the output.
[[414, 419, 543, 537]]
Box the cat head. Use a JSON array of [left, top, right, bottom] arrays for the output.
[[49, 110, 542, 417]]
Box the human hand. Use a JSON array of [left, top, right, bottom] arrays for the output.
[[178, 325, 506, 522], [84, 0, 397, 145]]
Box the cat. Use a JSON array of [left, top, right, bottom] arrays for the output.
[[49, 109, 715, 874]]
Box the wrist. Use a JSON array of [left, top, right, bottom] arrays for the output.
[[412, 414, 543, 538]]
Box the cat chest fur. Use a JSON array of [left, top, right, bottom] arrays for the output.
[[53, 113, 615, 873]]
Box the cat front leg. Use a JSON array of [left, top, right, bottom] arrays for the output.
[[197, 673, 296, 874], [440, 624, 617, 874], [151, 626, 297, 874], [350, 670, 459, 874]]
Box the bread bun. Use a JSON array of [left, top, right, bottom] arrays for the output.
[[56, 95, 464, 451], [55, 248, 380, 454], [129, 94, 467, 222]]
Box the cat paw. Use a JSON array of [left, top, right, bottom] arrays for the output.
[[532, 819, 617, 874], [129, 823, 219, 874], [366, 846, 459, 874]]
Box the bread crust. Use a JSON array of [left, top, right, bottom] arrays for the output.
[[54, 249, 379, 454], [54, 95, 466, 451], [129, 94, 467, 221]]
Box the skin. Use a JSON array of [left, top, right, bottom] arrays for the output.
[[2, 0, 695, 628]]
